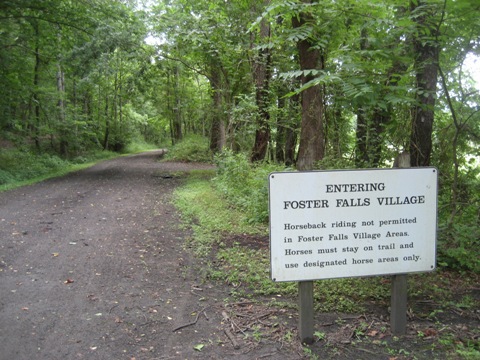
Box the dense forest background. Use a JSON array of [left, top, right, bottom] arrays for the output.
[[1, 0, 479, 271]]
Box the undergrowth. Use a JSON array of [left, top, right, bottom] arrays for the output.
[[172, 149, 479, 318], [172, 153, 396, 313], [0, 140, 157, 191], [173, 170, 264, 257], [162, 134, 213, 163], [170, 146, 479, 360], [213, 149, 288, 224], [0, 149, 118, 191]]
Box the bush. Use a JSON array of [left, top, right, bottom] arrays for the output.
[[436, 167, 480, 273], [0, 150, 68, 184], [0, 148, 118, 189], [438, 224, 480, 273], [0, 169, 15, 185], [213, 149, 287, 224], [163, 134, 213, 163]]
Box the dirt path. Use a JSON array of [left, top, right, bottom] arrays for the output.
[[0, 151, 296, 360]]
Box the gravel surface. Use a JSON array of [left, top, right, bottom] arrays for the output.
[[0, 151, 297, 359]]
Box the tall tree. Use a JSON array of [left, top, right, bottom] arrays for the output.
[[250, 0, 273, 162], [293, 1, 325, 170], [409, 0, 442, 167]]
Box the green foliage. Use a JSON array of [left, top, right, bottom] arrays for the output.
[[0, 148, 117, 191], [437, 224, 480, 273], [174, 169, 395, 313], [435, 160, 480, 272], [0, 150, 69, 185], [213, 247, 298, 296], [163, 135, 213, 163], [0, 0, 157, 158], [314, 277, 389, 313], [122, 139, 158, 154], [172, 171, 263, 256], [213, 245, 390, 313], [174, 165, 480, 319], [213, 149, 287, 224]]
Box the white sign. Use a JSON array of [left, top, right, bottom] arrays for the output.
[[269, 168, 438, 282]]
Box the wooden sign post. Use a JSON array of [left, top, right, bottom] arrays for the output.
[[390, 152, 411, 335], [298, 281, 314, 344], [268, 167, 437, 342]]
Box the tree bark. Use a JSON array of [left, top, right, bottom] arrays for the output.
[[103, 95, 109, 150], [355, 107, 369, 166], [57, 63, 68, 156], [355, 26, 370, 166], [31, 20, 41, 151], [251, 14, 272, 162], [173, 65, 183, 142], [409, 0, 441, 167], [293, 2, 325, 170], [209, 63, 226, 153]]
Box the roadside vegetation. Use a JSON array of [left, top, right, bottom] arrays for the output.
[[0, 140, 157, 192], [169, 139, 479, 359], [2, 0, 478, 357]]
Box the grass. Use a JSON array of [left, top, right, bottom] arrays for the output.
[[162, 134, 213, 163], [0, 141, 160, 192], [173, 169, 397, 311], [0, 150, 117, 192], [173, 167, 480, 359], [173, 169, 264, 257]]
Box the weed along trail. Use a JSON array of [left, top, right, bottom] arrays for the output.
[[0, 151, 271, 360], [2, 152, 478, 359]]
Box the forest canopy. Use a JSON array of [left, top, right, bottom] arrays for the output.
[[1, 0, 479, 271]]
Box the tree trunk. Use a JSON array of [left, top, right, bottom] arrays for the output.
[[250, 14, 272, 162], [57, 63, 68, 156], [285, 125, 297, 167], [370, 110, 387, 167], [103, 95, 109, 150], [355, 107, 369, 166], [209, 63, 225, 153], [354, 26, 389, 167], [355, 26, 370, 166], [32, 20, 41, 151], [173, 65, 183, 142], [409, 0, 441, 167], [275, 94, 286, 163], [293, 5, 325, 170]]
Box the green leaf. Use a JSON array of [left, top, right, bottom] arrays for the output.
[[193, 344, 205, 351]]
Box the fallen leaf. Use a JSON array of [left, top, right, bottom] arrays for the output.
[[193, 344, 204, 351], [424, 328, 438, 337], [367, 330, 378, 337]]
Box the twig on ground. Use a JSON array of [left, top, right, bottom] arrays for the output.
[[172, 306, 208, 332], [224, 329, 240, 349], [222, 310, 246, 335], [225, 301, 255, 307]]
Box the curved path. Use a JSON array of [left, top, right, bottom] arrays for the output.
[[1, 152, 287, 359]]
